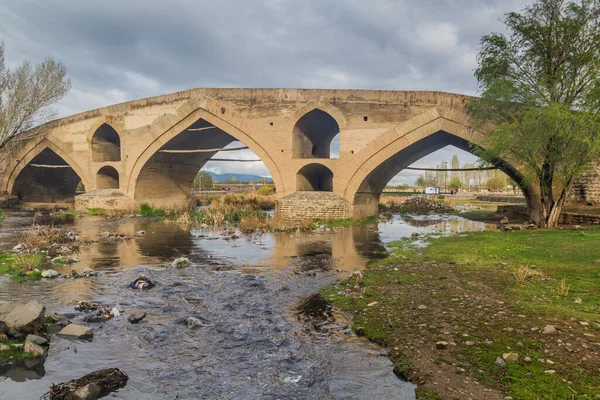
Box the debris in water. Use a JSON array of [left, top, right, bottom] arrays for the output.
[[43, 368, 128, 400], [129, 275, 155, 290], [284, 375, 302, 383]]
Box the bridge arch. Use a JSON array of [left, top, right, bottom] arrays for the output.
[[97, 166, 120, 189], [128, 101, 283, 208], [291, 103, 346, 159], [92, 123, 121, 162], [344, 108, 533, 218], [6, 139, 89, 203], [297, 163, 334, 191]]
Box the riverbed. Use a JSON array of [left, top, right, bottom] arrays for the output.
[[0, 210, 494, 399]]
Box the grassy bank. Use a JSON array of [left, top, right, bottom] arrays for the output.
[[323, 230, 600, 399]]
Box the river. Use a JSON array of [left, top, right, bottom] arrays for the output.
[[0, 210, 494, 399]]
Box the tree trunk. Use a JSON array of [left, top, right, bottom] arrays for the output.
[[530, 187, 568, 228]]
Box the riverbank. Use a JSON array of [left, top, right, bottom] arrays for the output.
[[322, 229, 600, 399]]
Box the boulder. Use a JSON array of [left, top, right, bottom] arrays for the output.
[[57, 324, 93, 339], [0, 344, 10, 351], [24, 334, 49, 358], [49, 313, 71, 327], [0, 300, 45, 337]]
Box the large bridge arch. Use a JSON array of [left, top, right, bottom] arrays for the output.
[[343, 108, 534, 218], [4, 139, 90, 203], [128, 101, 283, 208]]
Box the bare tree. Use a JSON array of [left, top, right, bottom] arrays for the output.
[[0, 41, 71, 147]]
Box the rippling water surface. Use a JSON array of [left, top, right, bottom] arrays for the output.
[[0, 210, 494, 399]]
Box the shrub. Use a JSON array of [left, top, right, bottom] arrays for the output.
[[140, 203, 165, 217], [13, 254, 43, 272], [256, 186, 275, 196]]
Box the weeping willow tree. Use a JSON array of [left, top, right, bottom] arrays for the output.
[[0, 41, 70, 147], [468, 0, 600, 227]]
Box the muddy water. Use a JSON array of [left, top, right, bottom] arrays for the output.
[[0, 211, 494, 399]]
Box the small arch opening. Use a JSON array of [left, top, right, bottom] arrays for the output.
[[292, 109, 340, 159], [92, 123, 121, 162], [97, 166, 120, 189], [297, 164, 334, 191]]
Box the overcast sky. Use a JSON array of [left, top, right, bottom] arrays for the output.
[[0, 0, 529, 185]]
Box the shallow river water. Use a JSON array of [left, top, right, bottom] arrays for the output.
[[0, 211, 494, 399]]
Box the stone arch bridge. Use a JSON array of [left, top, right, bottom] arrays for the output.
[[0, 88, 542, 220]]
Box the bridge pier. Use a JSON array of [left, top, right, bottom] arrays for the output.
[[275, 192, 350, 222]]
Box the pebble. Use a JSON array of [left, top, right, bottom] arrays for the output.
[[503, 353, 519, 362], [542, 325, 557, 334], [465, 341, 475, 347], [544, 370, 556, 374], [436, 341, 448, 349], [494, 357, 506, 367]]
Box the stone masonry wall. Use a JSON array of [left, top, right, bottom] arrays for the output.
[[572, 164, 600, 203], [558, 212, 600, 225], [275, 192, 350, 222]]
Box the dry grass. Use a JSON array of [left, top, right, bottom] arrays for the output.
[[557, 277, 571, 297], [512, 265, 544, 283], [18, 225, 73, 248]]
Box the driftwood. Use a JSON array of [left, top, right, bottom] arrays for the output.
[[42, 368, 128, 400]]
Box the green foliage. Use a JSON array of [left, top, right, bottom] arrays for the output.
[[85, 208, 104, 216], [13, 253, 43, 271], [193, 171, 214, 189], [139, 203, 165, 217], [0, 338, 34, 361], [0, 253, 43, 281], [415, 176, 425, 187], [256, 186, 275, 196], [0, 210, 4, 223], [468, 0, 600, 226], [448, 176, 462, 190]]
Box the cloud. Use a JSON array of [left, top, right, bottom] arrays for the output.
[[0, 0, 528, 181]]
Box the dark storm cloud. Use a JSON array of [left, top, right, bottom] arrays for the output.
[[0, 0, 529, 176], [1, 0, 530, 114]]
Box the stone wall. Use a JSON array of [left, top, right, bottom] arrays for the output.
[[74, 190, 133, 212], [558, 212, 600, 225], [276, 192, 350, 222], [572, 165, 600, 203]]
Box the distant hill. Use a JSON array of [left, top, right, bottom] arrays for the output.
[[206, 171, 273, 183]]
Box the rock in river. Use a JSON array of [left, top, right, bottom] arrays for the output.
[[58, 324, 93, 340], [127, 311, 146, 324], [0, 300, 46, 337], [41, 269, 60, 278], [24, 334, 49, 358]]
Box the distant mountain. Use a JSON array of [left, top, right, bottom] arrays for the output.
[[206, 171, 273, 183]]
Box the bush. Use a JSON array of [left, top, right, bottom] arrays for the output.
[[140, 203, 165, 217], [256, 186, 275, 196]]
